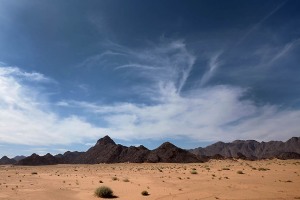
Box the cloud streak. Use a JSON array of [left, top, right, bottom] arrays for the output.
[[237, 0, 288, 45], [83, 40, 196, 94], [199, 52, 223, 86]]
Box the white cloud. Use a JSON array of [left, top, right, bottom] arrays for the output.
[[64, 40, 300, 142], [1, 39, 299, 148], [0, 66, 53, 82], [0, 65, 108, 146], [64, 84, 300, 142]]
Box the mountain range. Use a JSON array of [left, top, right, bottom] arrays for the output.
[[189, 137, 300, 160], [1, 136, 299, 165]]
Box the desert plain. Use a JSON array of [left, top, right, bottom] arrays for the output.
[[0, 159, 299, 200]]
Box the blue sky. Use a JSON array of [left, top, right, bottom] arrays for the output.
[[0, 0, 300, 157]]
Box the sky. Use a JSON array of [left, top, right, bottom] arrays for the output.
[[0, 0, 300, 158]]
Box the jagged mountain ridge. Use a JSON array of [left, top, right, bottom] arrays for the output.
[[15, 136, 205, 165], [0, 156, 17, 165], [2, 136, 300, 166], [17, 153, 61, 165], [189, 137, 300, 159], [13, 156, 26, 162]]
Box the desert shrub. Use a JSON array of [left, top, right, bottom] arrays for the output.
[[237, 170, 244, 174], [222, 167, 230, 170], [258, 167, 269, 171], [123, 178, 129, 182], [141, 190, 149, 196], [94, 186, 114, 198], [112, 177, 118, 181], [190, 170, 198, 174], [31, 172, 38, 175]]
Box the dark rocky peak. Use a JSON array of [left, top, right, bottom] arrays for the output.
[[138, 145, 148, 150], [208, 141, 225, 147], [0, 156, 17, 165], [232, 140, 244, 144], [287, 137, 299, 143], [96, 135, 116, 146], [157, 142, 177, 150], [13, 156, 26, 162]]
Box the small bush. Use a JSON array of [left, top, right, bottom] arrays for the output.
[[94, 186, 114, 198], [190, 170, 198, 174], [222, 167, 230, 170], [141, 190, 149, 196], [31, 172, 38, 175], [112, 177, 118, 181], [258, 167, 269, 171], [123, 178, 129, 182], [237, 170, 244, 174]]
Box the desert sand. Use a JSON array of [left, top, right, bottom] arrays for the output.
[[0, 159, 299, 200]]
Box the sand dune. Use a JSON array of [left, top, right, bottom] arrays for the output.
[[1, 159, 299, 200]]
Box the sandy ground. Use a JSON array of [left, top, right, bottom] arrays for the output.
[[0, 159, 299, 200]]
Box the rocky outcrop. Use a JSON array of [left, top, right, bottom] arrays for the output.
[[146, 142, 201, 163], [17, 153, 61, 165], [190, 137, 300, 160], [13, 156, 26, 162], [12, 136, 300, 165], [0, 156, 16, 165]]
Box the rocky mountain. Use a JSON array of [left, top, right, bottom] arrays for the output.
[[77, 136, 205, 164], [17, 153, 61, 166], [189, 137, 300, 160], [13, 156, 26, 162], [15, 135, 204, 165], [5, 136, 299, 166], [146, 142, 201, 163], [0, 156, 17, 165], [55, 151, 84, 164]]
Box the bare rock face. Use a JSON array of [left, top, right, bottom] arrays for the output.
[[74, 136, 203, 164], [13, 156, 26, 162], [276, 152, 300, 160], [0, 156, 16, 165], [17, 153, 61, 165], [58, 151, 84, 164], [146, 142, 202, 163], [13, 136, 300, 165], [74, 135, 151, 164], [189, 137, 300, 160]]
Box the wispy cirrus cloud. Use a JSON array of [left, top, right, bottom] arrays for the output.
[[237, 0, 288, 45], [199, 51, 223, 86], [267, 38, 300, 66], [1, 39, 300, 150], [80, 40, 196, 94], [61, 40, 300, 142]]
